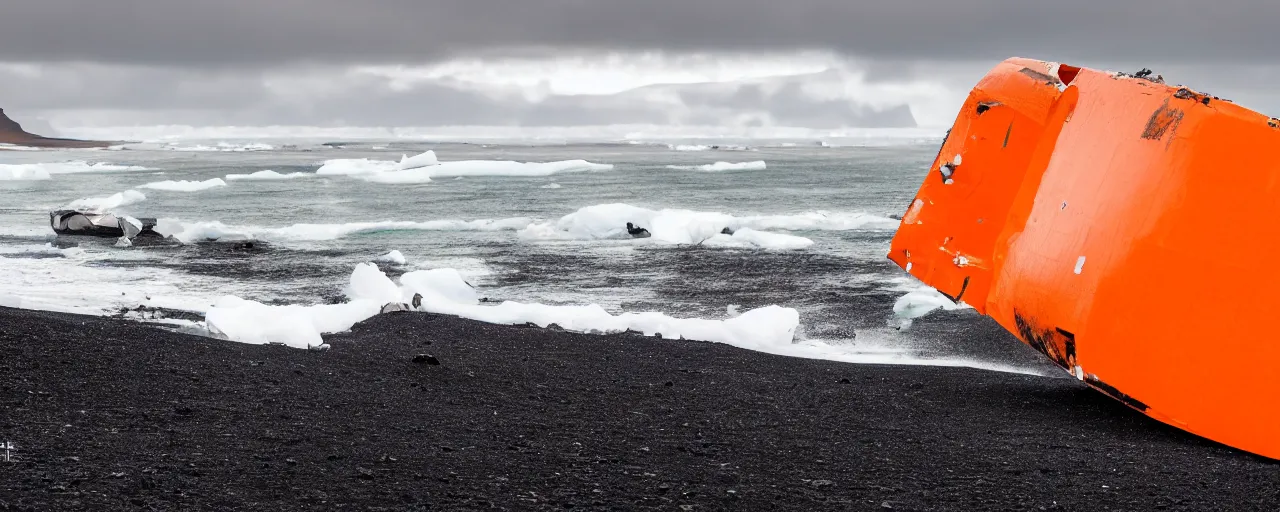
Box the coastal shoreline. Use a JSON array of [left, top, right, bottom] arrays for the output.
[[1, 306, 1272, 510]]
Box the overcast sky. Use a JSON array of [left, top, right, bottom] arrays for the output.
[[3, 1, 1279, 134]]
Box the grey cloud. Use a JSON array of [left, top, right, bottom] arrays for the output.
[[2, 1, 1278, 65], [0, 64, 920, 128]]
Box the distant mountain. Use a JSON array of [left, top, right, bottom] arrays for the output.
[[0, 108, 120, 148]]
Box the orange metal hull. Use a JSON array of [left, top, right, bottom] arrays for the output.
[[889, 58, 1280, 459]]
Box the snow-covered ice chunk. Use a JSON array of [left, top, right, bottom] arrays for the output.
[[891, 286, 972, 329], [397, 150, 439, 170], [0, 161, 151, 177], [315, 158, 400, 175], [374, 250, 407, 265], [0, 165, 52, 181]]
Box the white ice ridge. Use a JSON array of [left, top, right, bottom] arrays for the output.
[[225, 170, 312, 181], [891, 285, 972, 329], [204, 263, 801, 350], [139, 178, 228, 192], [666, 161, 767, 172], [165, 142, 274, 152], [666, 144, 755, 151], [517, 203, 899, 248], [64, 190, 147, 212], [0, 161, 152, 178], [315, 150, 613, 183], [152, 217, 535, 243]]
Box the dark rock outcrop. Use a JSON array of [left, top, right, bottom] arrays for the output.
[[0, 108, 121, 149]]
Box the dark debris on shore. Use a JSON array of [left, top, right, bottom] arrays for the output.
[[1, 306, 1277, 511]]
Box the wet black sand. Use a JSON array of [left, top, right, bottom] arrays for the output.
[[2, 306, 1277, 510]]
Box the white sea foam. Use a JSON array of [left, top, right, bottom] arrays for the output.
[[540, 183, 563, 189], [139, 178, 227, 192], [152, 217, 535, 244], [225, 170, 312, 181], [666, 161, 767, 172], [518, 203, 896, 248], [205, 263, 800, 350], [64, 190, 147, 212], [700, 228, 813, 250]]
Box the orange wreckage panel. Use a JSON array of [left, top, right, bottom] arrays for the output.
[[889, 58, 1280, 459]]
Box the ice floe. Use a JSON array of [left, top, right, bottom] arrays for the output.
[[891, 285, 972, 329], [166, 142, 274, 152], [315, 150, 612, 183], [0, 165, 51, 181], [139, 178, 228, 192], [0, 161, 151, 178], [225, 170, 312, 181], [374, 250, 407, 265]]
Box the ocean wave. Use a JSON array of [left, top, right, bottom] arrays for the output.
[[517, 203, 898, 248]]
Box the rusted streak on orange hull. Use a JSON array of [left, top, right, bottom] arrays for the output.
[[888, 58, 1280, 460]]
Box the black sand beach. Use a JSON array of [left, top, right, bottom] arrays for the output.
[[2, 306, 1277, 510]]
